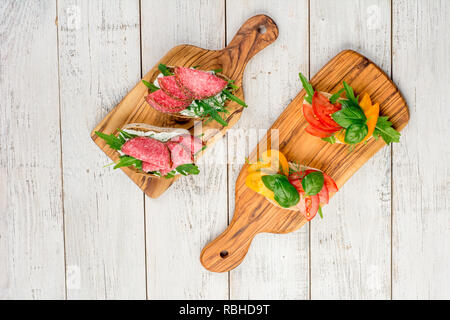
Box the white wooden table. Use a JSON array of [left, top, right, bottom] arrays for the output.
[[1, 0, 449, 300]]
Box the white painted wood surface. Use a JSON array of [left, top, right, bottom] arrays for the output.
[[57, 0, 145, 299], [0, 0, 65, 299], [309, 0, 392, 300], [0, 0, 449, 300], [392, 0, 450, 299]]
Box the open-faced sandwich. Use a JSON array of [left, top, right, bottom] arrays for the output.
[[142, 64, 247, 126], [95, 123, 204, 179], [245, 149, 338, 221], [298, 73, 401, 146]]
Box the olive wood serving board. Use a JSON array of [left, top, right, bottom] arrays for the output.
[[91, 15, 278, 198], [201, 50, 410, 272]]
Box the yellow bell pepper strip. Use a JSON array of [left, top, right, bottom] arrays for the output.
[[248, 149, 289, 176], [245, 171, 275, 201]]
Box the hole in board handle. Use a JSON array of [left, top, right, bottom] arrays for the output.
[[257, 25, 267, 34], [220, 250, 229, 259]]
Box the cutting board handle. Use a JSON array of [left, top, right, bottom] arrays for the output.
[[200, 200, 273, 273], [222, 14, 278, 78]]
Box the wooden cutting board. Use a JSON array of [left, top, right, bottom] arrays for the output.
[[200, 50, 410, 273], [91, 15, 278, 198]]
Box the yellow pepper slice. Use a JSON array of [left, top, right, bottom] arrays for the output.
[[248, 149, 289, 176], [245, 171, 275, 201]]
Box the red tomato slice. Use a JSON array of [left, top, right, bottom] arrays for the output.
[[317, 184, 329, 205], [303, 195, 319, 221], [303, 103, 339, 132], [323, 173, 338, 194], [288, 177, 303, 193], [305, 125, 335, 138], [312, 92, 342, 129]]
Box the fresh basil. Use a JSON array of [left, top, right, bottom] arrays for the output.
[[322, 135, 336, 144], [373, 116, 401, 144], [345, 123, 368, 144], [114, 155, 142, 170], [142, 80, 159, 92], [176, 163, 200, 176], [331, 103, 367, 128], [318, 206, 323, 219], [343, 81, 359, 105], [299, 72, 314, 104], [301, 171, 324, 196], [262, 174, 300, 208], [329, 88, 345, 104], [95, 131, 125, 150], [158, 63, 172, 76]]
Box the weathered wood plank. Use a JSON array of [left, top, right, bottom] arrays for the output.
[[225, 0, 310, 299], [142, 0, 228, 299], [57, 0, 146, 299], [309, 0, 392, 299], [392, 0, 450, 299], [0, 0, 65, 299]]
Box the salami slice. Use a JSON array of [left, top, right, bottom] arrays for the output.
[[174, 67, 227, 99], [142, 161, 165, 173], [166, 141, 193, 170], [170, 134, 204, 157], [146, 89, 191, 114], [121, 137, 171, 170], [158, 76, 191, 101]]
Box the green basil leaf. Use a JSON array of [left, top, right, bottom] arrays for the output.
[[318, 206, 323, 219], [331, 103, 367, 128], [345, 123, 368, 144], [262, 174, 300, 208], [321, 135, 336, 144], [329, 88, 345, 104], [95, 131, 125, 150], [158, 63, 172, 76], [299, 72, 314, 104], [343, 81, 359, 105], [301, 171, 324, 196], [142, 80, 159, 92], [176, 163, 200, 176], [261, 174, 286, 191], [113, 155, 142, 169], [373, 116, 401, 144]]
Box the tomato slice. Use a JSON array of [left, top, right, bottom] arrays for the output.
[[312, 92, 342, 129], [303, 103, 339, 132], [303, 195, 319, 221], [305, 125, 335, 138], [317, 183, 329, 205], [323, 172, 338, 194]]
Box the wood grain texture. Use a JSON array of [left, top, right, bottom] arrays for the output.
[[201, 49, 409, 273], [309, 0, 391, 300], [142, 0, 229, 299], [91, 12, 278, 198], [0, 1, 65, 299], [392, 0, 450, 299], [57, 0, 146, 299], [226, 0, 310, 300]]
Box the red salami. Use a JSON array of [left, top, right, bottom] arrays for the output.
[[166, 141, 193, 170], [146, 89, 191, 113], [174, 67, 227, 99], [142, 161, 165, 173], [158, 76, 191, 101], [121, 137, 171, 169], [170, 134, 203, 157]]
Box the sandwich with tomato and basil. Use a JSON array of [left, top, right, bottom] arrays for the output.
[[299, 73, 400, 146], [245, 149, 338, 221]]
